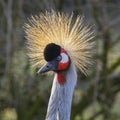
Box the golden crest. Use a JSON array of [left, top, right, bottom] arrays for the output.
[[24, 10, 95, 75]]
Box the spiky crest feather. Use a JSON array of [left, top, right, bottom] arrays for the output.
[[24, 11, 94, 74]]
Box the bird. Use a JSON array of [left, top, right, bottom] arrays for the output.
[[24, 10, 95, 120]]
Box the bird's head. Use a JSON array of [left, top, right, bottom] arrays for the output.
[[25, 11, 95, 76], [38, 43, 70, 73]]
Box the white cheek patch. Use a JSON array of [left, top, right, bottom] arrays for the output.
[[60, 53, 69, 63]]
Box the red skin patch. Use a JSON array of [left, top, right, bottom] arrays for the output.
[[57, 49, 70, 84], [57, 72, 66, 84], [58, 49, 70, 71]]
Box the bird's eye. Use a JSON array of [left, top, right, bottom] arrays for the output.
[[56, 55, 62, 61]]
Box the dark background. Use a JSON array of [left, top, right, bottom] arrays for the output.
[[0, 0, 120, 120]]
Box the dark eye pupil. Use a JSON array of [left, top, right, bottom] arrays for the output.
[[56, 55, 62, 61]]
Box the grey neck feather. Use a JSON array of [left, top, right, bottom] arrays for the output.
[[46, 63, 77, 120]]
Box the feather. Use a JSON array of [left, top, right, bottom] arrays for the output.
[[24, 10, 95, 75]]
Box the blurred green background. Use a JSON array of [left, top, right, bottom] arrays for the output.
[[0, 0, 120, 120]]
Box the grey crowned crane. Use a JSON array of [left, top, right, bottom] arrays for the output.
[[25, 11, 95, 120]]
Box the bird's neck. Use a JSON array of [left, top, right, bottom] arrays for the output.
[[46, 63, 77, 120]]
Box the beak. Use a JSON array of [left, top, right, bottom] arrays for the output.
[[37, 61, 57, 73]]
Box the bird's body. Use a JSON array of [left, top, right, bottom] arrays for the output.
[[25, 10, 94, 120]]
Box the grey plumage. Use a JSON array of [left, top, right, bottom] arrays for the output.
[[46, 63, 77, 120]]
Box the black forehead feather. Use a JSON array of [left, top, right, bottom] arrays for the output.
[[44, 43, 61, 61]]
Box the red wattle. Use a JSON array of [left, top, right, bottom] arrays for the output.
[[57, 73, 66, 84]]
